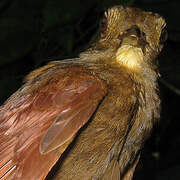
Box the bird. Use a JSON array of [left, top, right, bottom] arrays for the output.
[[0, 5, 167, 180]]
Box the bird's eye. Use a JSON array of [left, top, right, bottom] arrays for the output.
[[99, 17, 107, 33], [160, 29, 168, 44]]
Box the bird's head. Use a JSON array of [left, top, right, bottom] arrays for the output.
[[80, 6, 167, 71]]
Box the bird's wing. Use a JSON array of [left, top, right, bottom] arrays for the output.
[[0, 65, 107, 180]]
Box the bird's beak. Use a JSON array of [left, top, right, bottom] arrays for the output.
[[120, 26, 147, 50]]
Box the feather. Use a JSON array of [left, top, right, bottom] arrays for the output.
[[0, 66, 107, 180]]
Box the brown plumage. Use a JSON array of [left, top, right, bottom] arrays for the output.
[[0, 6, 166, 180]]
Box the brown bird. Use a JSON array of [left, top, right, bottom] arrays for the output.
[[0, 6, 167, 180]]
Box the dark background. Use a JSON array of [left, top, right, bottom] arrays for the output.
[[0, 0, 180, 179]]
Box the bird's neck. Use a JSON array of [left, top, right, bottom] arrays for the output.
[[80, 45, 158, 85]]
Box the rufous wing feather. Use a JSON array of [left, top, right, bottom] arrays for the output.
[[0, 65, 107, 180], [40, 71, 107, 154], [40, 104, 99, 154]]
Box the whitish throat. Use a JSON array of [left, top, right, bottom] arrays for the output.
[[115, 45, 144, 70]]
